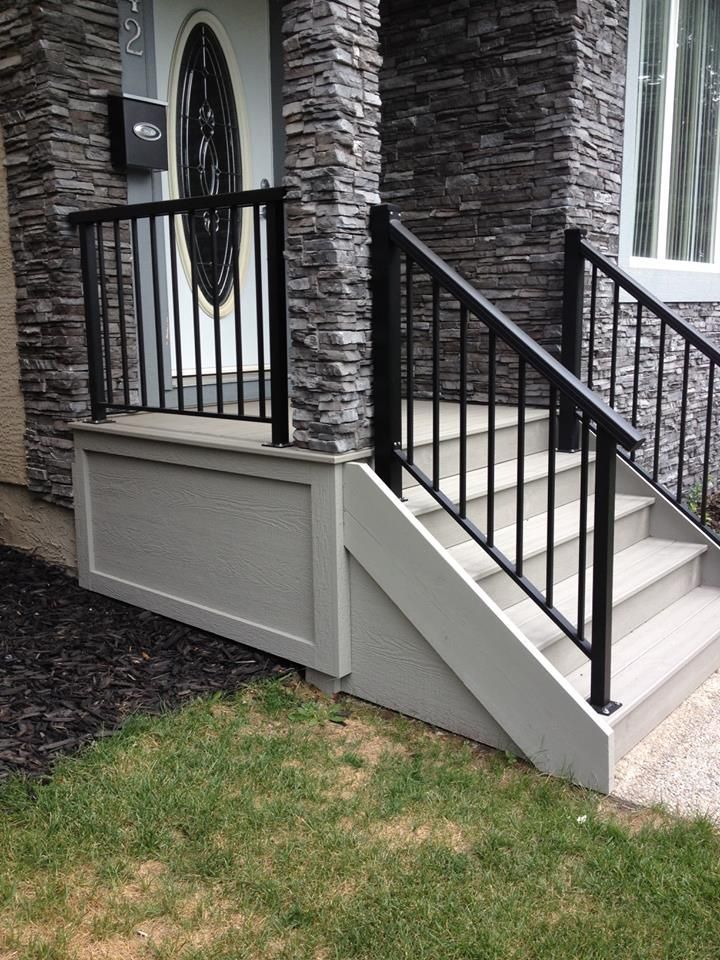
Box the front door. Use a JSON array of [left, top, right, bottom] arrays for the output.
[[154, 0, 274, 384]]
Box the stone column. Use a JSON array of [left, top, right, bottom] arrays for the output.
[[282, 0, 382, 453], [0, 1, 126, 506]]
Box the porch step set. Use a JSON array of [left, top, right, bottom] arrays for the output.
[[404, 403, 720, 765], [72, 192, 720, 795]]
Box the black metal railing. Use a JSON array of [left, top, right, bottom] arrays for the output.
[[371, 204, 643, 712], [69, 187, 290, 446], [563, 229, 719, 541]]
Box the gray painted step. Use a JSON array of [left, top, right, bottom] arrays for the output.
[[402, 404, 548, 487], [405, 450, 596, 548], [503, 537, 708, 676], [566, 587, 720, 759], [448, 494, 655, 608]]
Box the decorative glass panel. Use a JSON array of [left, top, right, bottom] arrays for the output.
[[176, 22, 242, 305]]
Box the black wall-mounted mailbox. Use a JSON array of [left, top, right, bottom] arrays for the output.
[[109, 94, 168, 172]]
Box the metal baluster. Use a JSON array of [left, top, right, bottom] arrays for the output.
[[630, 302, 643, 461], [254, 204, 266, 419], [95, 222, 113, 405], [149, 216, 165, 408], [459, 304, 468, 517], [487, 330, 496, 547], [588, 265, 597, 390], [560, 228, 584, 450], [432, 279, 440, 491], [168, 214, 184, 412], [188, 214, 203, 412], [406, 256, 415, 465], [230, 205, 245, 417], [677, 340, 691, 502], [113, 220, 130, 407], [266, 195, 290, 446], [370, 204, 402, 498], [610, 281, 619, 407], [79, 222, 107, 422], [653, 319, 666, 482], [130, 218, 147, 407], [516, 357, 526, 575], [546, 385, 557, 608], [577, 414, 590, 641], [590, 430, 619, 713], [210, 209, 223, 413], [701, 361, 715, 526], [632, 303, 642, 427]]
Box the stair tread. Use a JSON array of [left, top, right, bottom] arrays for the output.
[[503, 537, 708, 649], [403, 449, 591, 517], [565, 587, 720, 716], [402, 401, 547, 446], [448, 494, 655, 582]]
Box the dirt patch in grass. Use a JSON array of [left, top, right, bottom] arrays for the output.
[[369, 816, 470, 854]]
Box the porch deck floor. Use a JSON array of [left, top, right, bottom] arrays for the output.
[[78, 399, 512, 460]]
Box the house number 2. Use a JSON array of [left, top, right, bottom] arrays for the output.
[[122, 0, 144, 57]]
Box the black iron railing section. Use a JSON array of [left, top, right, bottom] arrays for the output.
[[371, 204, 643, 712], [563, 229, 719, 541], [70, 187, 289, 446]]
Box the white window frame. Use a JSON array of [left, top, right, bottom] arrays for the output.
[[619, 0, 720, 302]]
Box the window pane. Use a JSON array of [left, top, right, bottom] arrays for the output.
[[667, 0, 720, 263], [633, 0, 672, 258]]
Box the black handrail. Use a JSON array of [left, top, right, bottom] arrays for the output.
[[390, 220, 644, 453], [68, 187, 287, 225], [563, 228, 719, 538], [372, 204, 639, 712], [577, 236, 720, 367], [71, 187, 290, 446]]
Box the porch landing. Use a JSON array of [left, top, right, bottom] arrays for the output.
[[71, 398, 720, 793]]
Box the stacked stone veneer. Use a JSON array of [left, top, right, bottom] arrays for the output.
[[282, 0, 382, 453], [0, 1, 126, 506], [380, 0, 718, 497], [380, 0, 628, 351]]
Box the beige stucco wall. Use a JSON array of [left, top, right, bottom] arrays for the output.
[[0, 483, 76, 567], [0, 125, 26, 486], [0, 126, 77, 568]]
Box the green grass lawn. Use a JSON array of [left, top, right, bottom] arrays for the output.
[[1, 679, 718, 960]]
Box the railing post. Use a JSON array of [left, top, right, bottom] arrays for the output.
[[266, 193, 290, 446], [371, 203, 403, 499], [589, 429, 621, 715], [559, 228, 585, 451], [78, 222, 107, 423]]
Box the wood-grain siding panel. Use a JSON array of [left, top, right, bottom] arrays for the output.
[[346, 558, 520, 754], [87, 452, 315, 640]]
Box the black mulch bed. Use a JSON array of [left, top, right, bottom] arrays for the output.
[[0, 545, 293, 781]]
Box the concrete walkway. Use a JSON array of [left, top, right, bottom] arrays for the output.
[[613, 670, 720, 823]]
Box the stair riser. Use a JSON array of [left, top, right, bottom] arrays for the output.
[[545, 555, 704, 676], [403, 419, 548, 489], [480, 506, 652, 609], [418, 462, 594, 549], [612, 631, 720, 759]]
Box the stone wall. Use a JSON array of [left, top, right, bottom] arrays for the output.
[[282, 0, 382, 453], [587, 295, 720, 504], [0, 125, 26, 487], [380, 0, 580, 352], [0, 1, 126, 506]]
